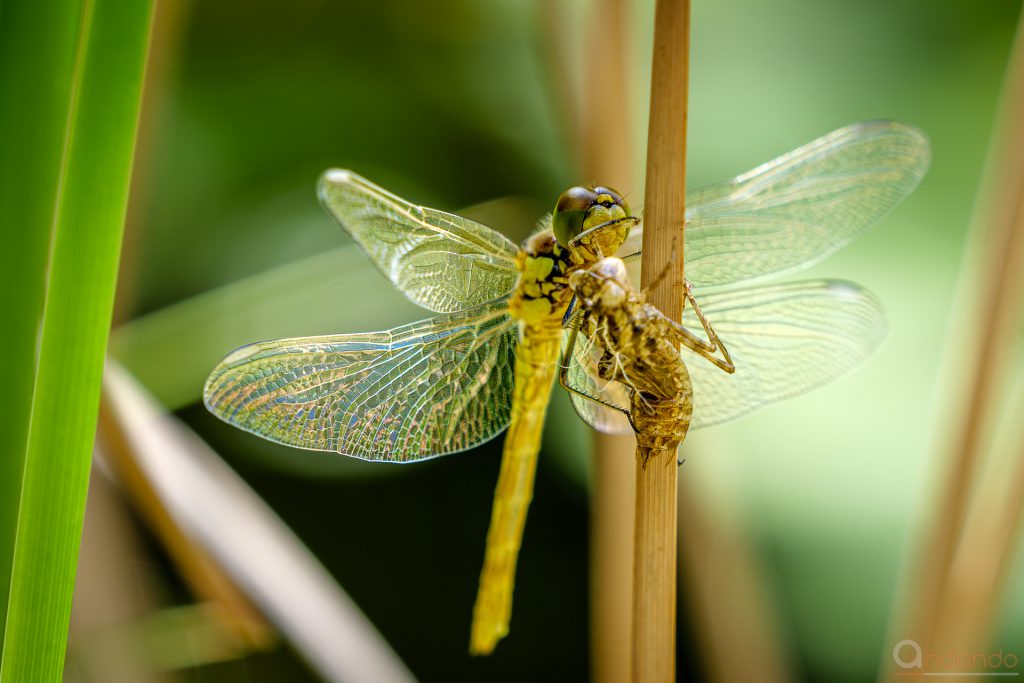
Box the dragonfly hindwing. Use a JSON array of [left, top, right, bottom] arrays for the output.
[[204, 299, 518, 461]]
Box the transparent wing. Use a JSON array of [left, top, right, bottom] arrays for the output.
[[563, 280, 885, 434], [621, 121, 930, 288], [203, 300, 517, 461], [318, 170, 521, 313], [562, 324, 634, 435], [682, 280, 886, 429]]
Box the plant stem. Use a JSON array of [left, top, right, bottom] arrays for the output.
[[633, 448, 681, 683], [97, 397, 276, 649], [677, 471, 795, 682], [573, 0, 638, 680], [634, 0, 690, 680], [590, 432, 636, 683], [914, 9, 1024, 659], [933, 369, 1024, 656], [902, 6, 1024, 657]]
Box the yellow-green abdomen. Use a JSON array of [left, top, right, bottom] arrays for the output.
[[470, 232, 572, 654], [469, 320, 562, 654]]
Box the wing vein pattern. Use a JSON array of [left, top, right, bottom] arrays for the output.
[[319, 170, 521, 313], [565, 280, 886, 434], [621, 121, 930, 289], [204, 299, 517, 461]]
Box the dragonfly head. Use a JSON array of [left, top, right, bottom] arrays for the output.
[[552, 185, 631, 251], [569, 257, 630, 311]]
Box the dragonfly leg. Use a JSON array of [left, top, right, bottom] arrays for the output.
[[558, 314, 634, 419], [653, 280, 735, 374], [558, 315, 583, 393], [561, 295, 579, 328], [568, 216, 641, 258], [686, 280, 735, 372]]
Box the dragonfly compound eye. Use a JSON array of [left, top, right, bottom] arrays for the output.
[[553, 185, 633, 249], [553, 186, 599, 246], [593, 186, 630, 216]]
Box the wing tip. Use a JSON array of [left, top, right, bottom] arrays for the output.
[[845, 119, 932, 172], [201, 366, 231, 415], [202, 341, 264, 413], [222, 343, 261, 365], [319, 167, 355, 185], [819, 278, 888, 350], [317, 168, 358, 203]]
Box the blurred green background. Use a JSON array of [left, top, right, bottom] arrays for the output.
[[92, 0, 1024, 680]]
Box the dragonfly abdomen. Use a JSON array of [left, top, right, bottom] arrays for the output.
[[470, 323, 561, 655]]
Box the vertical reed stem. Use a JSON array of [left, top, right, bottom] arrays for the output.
[[677, 474, 795, 683], [634, 0, 690, 680], [590, 433, 636, 682], [575, 0, 638, 680], [633, 448, 681, 683]]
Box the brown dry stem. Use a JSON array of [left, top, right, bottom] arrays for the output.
[[633, 0, 690, 680], [897, 6, 1024, 667]]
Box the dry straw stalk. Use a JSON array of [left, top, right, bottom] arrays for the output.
[[634, 0, 690, 680]]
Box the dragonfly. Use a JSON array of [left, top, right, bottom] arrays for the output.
[[203, 120, 930, 654], [205, 172, 638, 656]]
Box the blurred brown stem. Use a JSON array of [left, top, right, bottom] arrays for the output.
[[97, 394, 276, 650], [113, 0, 191, 323], [590, 432, 636, 683], [634, 0, 690, 680], [902, 4, 1024, 662], [934, 373, 1024, 656], [570, 0, 638, 680], [677, 475, 794, 683]]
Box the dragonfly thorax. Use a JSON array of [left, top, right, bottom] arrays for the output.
[[509, 231, 575, 328], [510, 218, 635, 328]]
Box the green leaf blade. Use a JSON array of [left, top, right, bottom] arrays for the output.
[[0, 0, 84, 633], [0, 0, 154, 678]]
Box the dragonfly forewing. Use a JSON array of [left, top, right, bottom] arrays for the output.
[[318, 169, 521, 313], [203, 299, 517, 461], [621, 121, 930, 289]]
